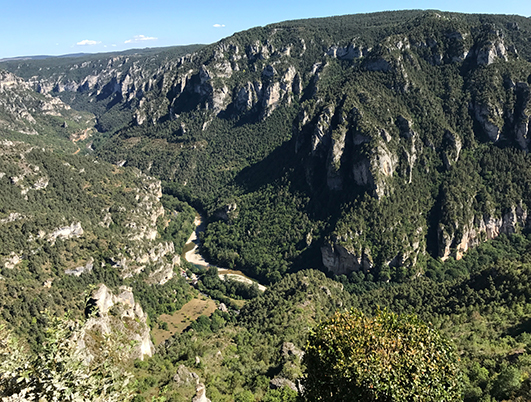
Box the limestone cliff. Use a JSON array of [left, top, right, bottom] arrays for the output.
[[0, 70, 95, 138], [438, 205, 529, 261], [81, 284, 154, 361]]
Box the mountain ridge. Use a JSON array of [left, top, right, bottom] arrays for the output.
[[3, 10, 531, 282]]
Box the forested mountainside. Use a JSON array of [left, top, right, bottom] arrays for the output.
[[3, 9, 531, 402], [0, 70, 95, 151], [0, 140, 196, 352], [0, 45, 204, 133], [8, 10, 530, 284]]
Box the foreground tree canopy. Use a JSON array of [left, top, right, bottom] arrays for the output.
[[303, 309, 461, 402], [0, 315, 133, 402]]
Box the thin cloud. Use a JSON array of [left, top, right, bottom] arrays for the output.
[[124, 35, 158, 44], [76, 39, 101, 46], [213, 24, 225, 28]]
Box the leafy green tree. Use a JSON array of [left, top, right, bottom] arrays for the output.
[[0, 315, 133, 401], [303, 309, 461, 402], [262, 387, 299, 402]]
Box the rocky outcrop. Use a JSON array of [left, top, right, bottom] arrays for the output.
[[514, 82, 531, 151], [327, 43, 369, 60], [326, 127, 347, 191], [438, 205, 529, 260], [192, 383, 211, 402], [321, 243, 373, 275], [173, 365, 199, 386], [473, 102, 502, 142], [475, 36, 508, 66], [234, 82, 262, 112], [81, 284, 154, 361], [65, 257, 94, 276], [270, 378, 298, 392], [0, 70, 94, 136], [442, 130, 462, 169], [281, 342, 304, 360], [48, 222, 84, 244], [213, 202, 238, 221], [2, 252, 22, 269]]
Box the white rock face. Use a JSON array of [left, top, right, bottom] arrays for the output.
[[82, 284, 154, 361], [3, 252, 22, 269], [476, 40, 508, 65], [65, 257, 94, 276], [438, 205, 529, 260], [192, 384, 211, 402], [311, 107, 334, 154], [173, 365, 200, 386], [327, 43, 368, 60], [0, 213, 24, 224], [326, 127, 347, 191], [47, 222, 84, 244]]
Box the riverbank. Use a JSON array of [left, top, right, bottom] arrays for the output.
[[182, 215, 209, 267], [218, 269, 267, 292], [182, 214, 267, 292]]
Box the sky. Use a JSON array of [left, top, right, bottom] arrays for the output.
[[1, 0, 530, 59]]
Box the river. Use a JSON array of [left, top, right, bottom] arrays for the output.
[[182, 214, 267, 292]]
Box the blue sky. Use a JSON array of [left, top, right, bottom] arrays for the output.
[[2, 0, 530, 59]]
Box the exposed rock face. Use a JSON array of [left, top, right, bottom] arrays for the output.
[[438, 206, 529, 260], [321, 243, 373, 275], [282, 342, 304, 360], [442, 130, 462, 169], [48, 222, 84, 244], [173, 365, 199, 386], [213, 202, 238, 221], [82, 284, 154, 361], [473, 102, 502, 142], [475, 37, 508, 65], [2, 252, 22, 269], [65, 257, 94, 276], [514, 82, 531, 151], [270, 378, 298, 392], [192, 383, 211, 402], [327, 43, 369, 60], [235, 82, 261, 112], [0, 70, 94, 136]]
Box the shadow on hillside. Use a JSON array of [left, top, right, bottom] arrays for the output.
[[233, 138, 301, 194]]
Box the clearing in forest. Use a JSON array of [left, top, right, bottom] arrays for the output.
[[152, 295, 217, 346]]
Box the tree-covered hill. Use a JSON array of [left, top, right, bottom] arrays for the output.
[[4, 10, 531, 401], [74, 10, 531, 284], [0, 140, 195, 349], [0, 69, 96, 151]]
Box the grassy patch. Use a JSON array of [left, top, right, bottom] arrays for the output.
[[152, 295, 217, 345]]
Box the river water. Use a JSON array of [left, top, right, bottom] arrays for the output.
[[181, 214, 266, 292]]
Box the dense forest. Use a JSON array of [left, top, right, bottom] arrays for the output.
[[2, 9, 531, 402]]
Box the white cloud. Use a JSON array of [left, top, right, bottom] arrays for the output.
[[76, 39, 101, 46], [124, 35, 158, 44], [213, 24, 225, 28]]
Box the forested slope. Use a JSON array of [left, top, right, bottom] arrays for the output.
[[82, 11, 531, 284], [3, 10, 531, 402]]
